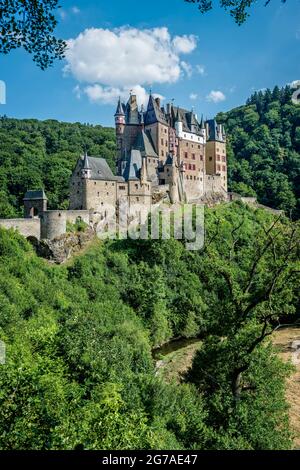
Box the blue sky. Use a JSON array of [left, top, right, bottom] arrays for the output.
[[0, 0, 299, 126]]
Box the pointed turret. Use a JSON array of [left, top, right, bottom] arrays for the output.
[[115, 97, 125, 117], [81, 152, 91, 179]]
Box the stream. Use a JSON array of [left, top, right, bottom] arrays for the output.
[[152, 337, 202, 359]]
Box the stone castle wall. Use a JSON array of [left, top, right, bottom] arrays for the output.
[[0, 218, 41, 239]]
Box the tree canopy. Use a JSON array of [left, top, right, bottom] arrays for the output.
[[184, 0, 288, 25], [0, 0, 66, 68], [0, 202, 299, 449]]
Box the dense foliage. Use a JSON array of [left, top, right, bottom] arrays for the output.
[[0, 0, 66, 69], [0, 202, 299, 449], [0, 117, 116, 217], [218, 86, 300, 219]]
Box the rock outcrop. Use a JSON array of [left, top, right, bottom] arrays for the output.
[[34, 228, 95, 264]]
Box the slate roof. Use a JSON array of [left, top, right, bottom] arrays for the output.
[[172, 106, 202, 135], [206, 119, 226, 142], [132, 130, 158, 158], [24, 190, 47, 200], [115, 97, 125, 115], [122, 150, 142, 181], [144, 95, 169, 126], [81, 156, 124, 182]]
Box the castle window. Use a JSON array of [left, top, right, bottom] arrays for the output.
[[209, 157, 212, 161], [97, 192, 100, 197], [148, 159, 151, 163], [161, 151, 164, 156], [107, 192, 109, 195], [105, 182, 108, 186], [185, 152, 188, 158], [112, 183, 114, 186], [217, 155, 220, 161], [94, 182, 97, 185], [161, 138, 164, 145], [198, 145, 201, 149], [101, 202, 104, 206], [186, 142, 188, 147], [135, 184, 138, 189], [165, 141, 168, 146], [153, 159, 155, 163], [192, 154, 195, 160], [200, 155, 203, 161], [194, 176, 196, 180], [119, 186, 125, 190], [222, 165, 226, 171], [217, 165, 221, 171]]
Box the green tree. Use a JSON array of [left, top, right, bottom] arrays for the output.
[[0, 0, 66, 69]]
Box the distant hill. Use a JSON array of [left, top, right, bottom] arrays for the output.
[[217, 86, 300, 219], [0, 118, 116, 217]]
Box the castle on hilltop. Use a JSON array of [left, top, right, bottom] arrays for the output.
[[0, 93, 228, 243], [69, 93, 228, 220]]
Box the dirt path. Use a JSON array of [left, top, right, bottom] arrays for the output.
[[273, 327, 300, 448]]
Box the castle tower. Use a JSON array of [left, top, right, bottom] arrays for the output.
[[205, 119, 227, 192], [115, 97, 126, 167], [24, 190, 47, 218]]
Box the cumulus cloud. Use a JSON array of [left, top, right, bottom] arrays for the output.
[[173, 35, 197, 53], [206, 90, 226, 103], [189, 93, 198, 100], [83, 84, 163, 107], [64, 26, 197, 104]]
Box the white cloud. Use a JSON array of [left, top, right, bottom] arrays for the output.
[[189, 93, 198, 100], [72, 6, 80, 14], [181, 61, 193, 78], [206, 90, 226, 103], [84, 84, 164, 107], [173, 35, 197, 54], [196, 64, 205, 76], [64, 26, 198, 104]]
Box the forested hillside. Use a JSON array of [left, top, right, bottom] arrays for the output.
[[0, 117, 116, 217], [0, 202, 299, 449], [0, 85, 299, 219], [218, 86, 300, 218]]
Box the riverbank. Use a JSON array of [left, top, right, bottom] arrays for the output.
[[155, 327, 300, 448]]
